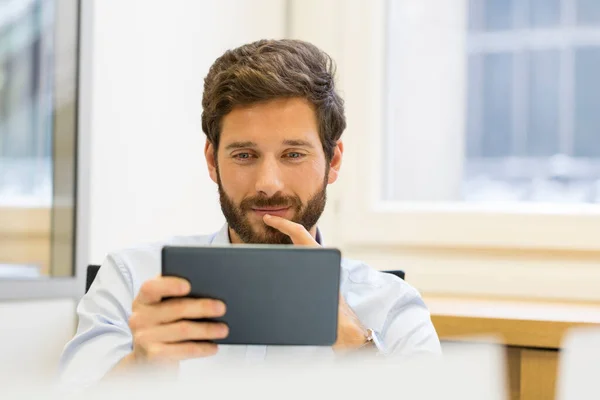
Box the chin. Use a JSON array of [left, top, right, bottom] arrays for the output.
[[253, 226, 291, 245]]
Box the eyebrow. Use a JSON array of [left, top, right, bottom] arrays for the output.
[[224, 141, 256, 150], [282, 139, 315, 149], [224, 139, 315, 150]]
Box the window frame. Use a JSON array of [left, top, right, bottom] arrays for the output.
[[0, 0, 90, 300]]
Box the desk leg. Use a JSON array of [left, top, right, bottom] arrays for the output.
[[520, 349, 559, 400], [507, 347, 521, 400]]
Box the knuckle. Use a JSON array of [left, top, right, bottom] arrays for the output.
[[140, 280, 155, 296], [133, 330, 148, 347], [173, 299, 190, 317], [145, 344, 162, 360], [128, 313, 142, 331], [178, 321, 192, 337]]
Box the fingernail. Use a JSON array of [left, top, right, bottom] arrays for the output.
[[220, 324, 229, 336], [180, 281, 190, 293], [215, 301, 226, 314]]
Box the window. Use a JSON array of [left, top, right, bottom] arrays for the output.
[[325, 0, 600, 253], [0, 0, 82, 293], [384, 0, 600, 203], [464, 0, 600, 203]]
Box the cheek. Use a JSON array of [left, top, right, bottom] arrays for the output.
[[286, 160, 327, 194], [219, 166, 252, 198], [304, 158, 327, 181]]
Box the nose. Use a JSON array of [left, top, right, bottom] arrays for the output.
[[254, 156, 284, 197]]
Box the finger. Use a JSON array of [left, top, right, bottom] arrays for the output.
[[151, 297, 227, 325], [144, 341, 219, 362], [136, 276, 191, 305], [130, 298, 226, 331], [262, 214, 318, 246], [137, 321, 229, 345]]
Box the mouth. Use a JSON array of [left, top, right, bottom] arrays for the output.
[[250, 207, 291, 218]]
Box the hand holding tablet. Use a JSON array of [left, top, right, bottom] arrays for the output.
[[124, 276, 229, 364]]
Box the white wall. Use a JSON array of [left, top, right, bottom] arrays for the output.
[[87, 0, 287, 262], [1, 0, 287, 382]]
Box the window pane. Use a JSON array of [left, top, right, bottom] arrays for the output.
[[484, 0, 514, 31], [529, 0, 561, 28], [469, 0, 484, 32], [577, 0, 600, 26], [528, 50, 560, 156], [574, 47, 600, 158], [385, 0, 600, 204], [467, 55, 483, 157], [0, 0, 78, 278], [482, 53, 513, 157]]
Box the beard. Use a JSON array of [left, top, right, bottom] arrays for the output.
[[217, 171, 328, 245]]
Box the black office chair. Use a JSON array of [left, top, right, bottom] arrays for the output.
[[383, 269, 406, 280], [85, 264, 101, 293]]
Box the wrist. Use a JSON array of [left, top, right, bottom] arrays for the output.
[[361, 329, 386, 355]]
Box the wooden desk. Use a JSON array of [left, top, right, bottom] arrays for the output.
[[0, 207, 50, 275], [425, 296, 600, 400]]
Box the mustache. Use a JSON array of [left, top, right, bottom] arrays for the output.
[[239, 194, 302, 210]]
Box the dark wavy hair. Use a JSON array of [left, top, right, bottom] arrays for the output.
[[201, 39, 346, 161]]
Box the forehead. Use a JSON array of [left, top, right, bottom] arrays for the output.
[[219, 97, 321, 147]]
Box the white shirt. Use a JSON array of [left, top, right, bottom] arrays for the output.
[[58, 224, 441, 388]]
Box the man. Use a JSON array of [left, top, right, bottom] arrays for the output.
[[59, 39, 440, 387]]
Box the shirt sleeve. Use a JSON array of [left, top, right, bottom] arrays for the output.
[[382, 289, 442, 356], [58, 254, 135, 389]]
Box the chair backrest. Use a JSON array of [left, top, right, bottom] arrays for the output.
[[86, 264, 101, 293], [383, 269, 405, 280]]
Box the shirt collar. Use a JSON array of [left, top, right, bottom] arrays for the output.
[[211, 224, 325, 246]]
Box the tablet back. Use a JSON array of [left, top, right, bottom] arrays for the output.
[[161, 245, 341, 346]]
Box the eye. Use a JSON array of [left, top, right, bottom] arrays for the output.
[[233, 152, 254, 160], [285, 152, 305, 160]]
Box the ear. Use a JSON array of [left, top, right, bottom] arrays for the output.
[[327, 140, 344, 184], [204, 140, 219, 184]]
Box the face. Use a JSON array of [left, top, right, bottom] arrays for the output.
[[205, 97, 343, 244]]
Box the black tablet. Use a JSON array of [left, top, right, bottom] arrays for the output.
[[161, 245, 341, 346]]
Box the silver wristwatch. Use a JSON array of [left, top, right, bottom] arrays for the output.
[[365, 328, 387, 355]]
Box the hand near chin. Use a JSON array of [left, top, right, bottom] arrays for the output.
[[261, 214, 319, 246], [262, 214, 368, 351]]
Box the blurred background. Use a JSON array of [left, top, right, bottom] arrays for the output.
[[1, 0, 599, 398]]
